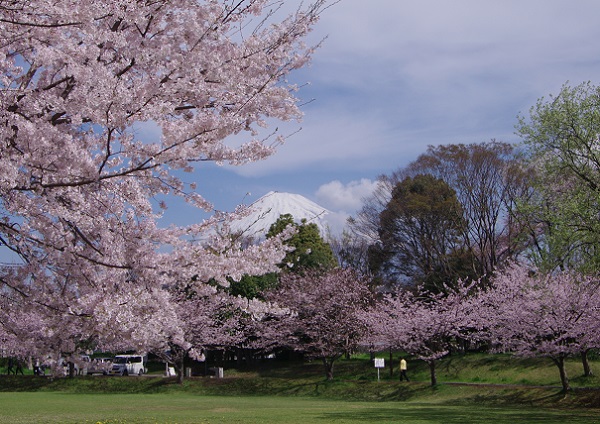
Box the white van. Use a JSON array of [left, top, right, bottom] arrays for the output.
[[108, 354, 146, 376]]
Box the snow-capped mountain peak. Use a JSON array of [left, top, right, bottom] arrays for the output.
[[229, 191, 332, 238]]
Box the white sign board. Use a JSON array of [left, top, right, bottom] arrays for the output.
[[374, 358, 385, 368]]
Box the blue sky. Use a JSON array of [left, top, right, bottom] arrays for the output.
[[159, 0, 600, 232]]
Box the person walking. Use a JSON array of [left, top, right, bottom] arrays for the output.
[[399, 357, 409, 381]]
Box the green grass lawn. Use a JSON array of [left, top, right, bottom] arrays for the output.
[[0, 353, 599, 423], [0, 392, 598, 424]]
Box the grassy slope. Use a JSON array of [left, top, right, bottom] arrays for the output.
[[0, 353, 598, 409]]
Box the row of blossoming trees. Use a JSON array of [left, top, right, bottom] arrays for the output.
[[251, 263, 598, 392], [340, 80, 600, 392], [367, 264, 600, 392], [138, 260, 599, 391]]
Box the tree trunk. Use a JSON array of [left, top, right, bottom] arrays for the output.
[[322, 358, 334, 381], [235, 348, 241, 366], [428, 360, 437, 386], [553, 356, 571, 392], [176, 353, 185, 385], [68, 361, 76, 378], [164, 345, 186, 384], [581, 350, 593, 377], [389, 348, 394, 378]]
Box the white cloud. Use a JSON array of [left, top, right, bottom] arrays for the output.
[[226, 110, 398, 177], [315, 179, 378, 212], [228, 0, 600, 182]]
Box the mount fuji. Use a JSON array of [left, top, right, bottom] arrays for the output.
[[229, 191, 336, 239]]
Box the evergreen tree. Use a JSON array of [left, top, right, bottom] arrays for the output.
[[267, 214, 337, 273], [227, 213, 336, 298]]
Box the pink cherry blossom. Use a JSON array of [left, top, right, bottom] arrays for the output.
[[367, 281, 477, 386], [474, 263, 600, 392], [265, 268, 374, 380], [0, 0, 328, 367]]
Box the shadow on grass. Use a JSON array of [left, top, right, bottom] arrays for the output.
[[0, 375, 181, 393], [1, 370, 598, 410], [319, 406, 598, 424], [445, 384, 600, 409], [252, 358, 376, 381]]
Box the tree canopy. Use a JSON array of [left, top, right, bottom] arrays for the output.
[[227, 213, 336, 299], [352, 142, 530, 290], [0, 0, 329, 376], [267, 213, 337, 272], [373, 174, 470, 290], [517, 81, 600, 273], [265, 268, 373, 380]]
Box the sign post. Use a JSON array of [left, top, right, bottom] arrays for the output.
[[374, 358, 385, 382]]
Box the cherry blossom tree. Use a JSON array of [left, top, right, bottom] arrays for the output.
[[157, 275, 293, 383], [0, 0, 330, 363], [367, 282, 478, 386], [157, 284, 244, 383], [265, 268, 374, 380], [475, 263, 600, 392]]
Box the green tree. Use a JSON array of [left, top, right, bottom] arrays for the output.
[[227, 273, 279, 299], [227, 214, 336, 298], [517, 81, 600, 272], [267, 214, 336, 272], [375, 174, 472, 291], [404, 142, 530, 278], [350, 142, 531, 288]]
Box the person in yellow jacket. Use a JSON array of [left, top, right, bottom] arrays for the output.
[[399, 357, 409, 381]]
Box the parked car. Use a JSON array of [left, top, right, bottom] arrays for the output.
[[84, 357, 112, 375], [108, 354, 146, 376]]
